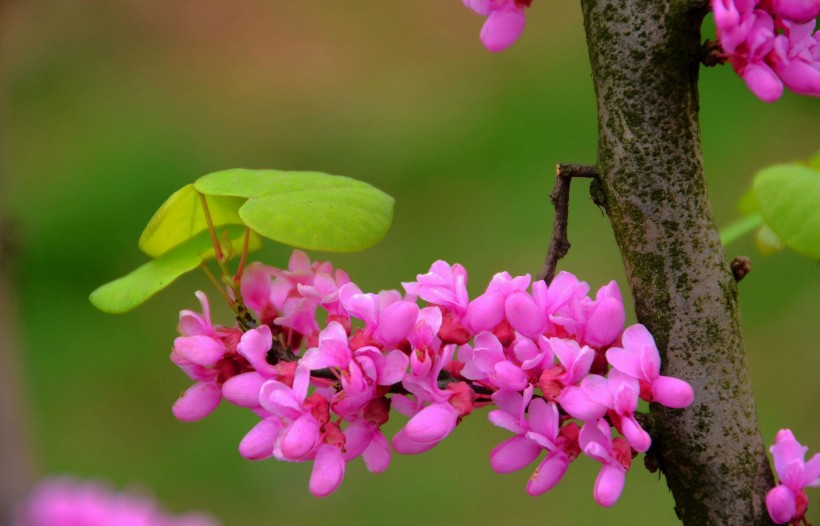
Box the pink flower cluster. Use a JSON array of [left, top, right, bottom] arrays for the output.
[[712, 0, 820, 101], [14, 477, 219, 526], [170, 251, 694, 503], [766, 429, 820, 524], [462, 0, 533, 52]]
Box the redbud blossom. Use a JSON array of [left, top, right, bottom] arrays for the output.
[[168, 251, 695, 502], [765, 429, 820, 524]]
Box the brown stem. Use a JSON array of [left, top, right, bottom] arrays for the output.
[[580, 1, 774, 523], [197, 192, 223, 262], [0, 219, 36, 523], [538, 163, 599, 283]]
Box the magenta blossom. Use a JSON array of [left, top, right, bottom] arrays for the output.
[[711, 0, 820, 101], [606, 324, 695, 408], [14, 476, 220, 526], [765, 429, 820, 524], [463, 0, 533, 52], [168, 252, 694, 501], [579, 419, 634, 507]]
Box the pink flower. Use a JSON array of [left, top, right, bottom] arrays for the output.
[[579, 419, 633, 507], [459, 332, 530, 390], [766, 429, 820, 524], [711, 0, 820, 101], [765, 0, 820, 23], [605, 324, 695, 409], [14, 476, 220, 526], [487, 387, 578, 495], [463, 0, 532, 52]]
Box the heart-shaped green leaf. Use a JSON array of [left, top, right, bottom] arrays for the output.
[[91, 225, 258, 313], [754, 163, 820, 259], [138, 184, 247, 258], [195, 169, 394, 253]]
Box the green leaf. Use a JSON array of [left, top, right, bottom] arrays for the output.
[[754, 164, 820, 259], [195, 169, 394, 253], [755, 224, 786, 256], [138, 184, 247, 258], [90, 226, 257, 313], [736, 188, 760, 216]]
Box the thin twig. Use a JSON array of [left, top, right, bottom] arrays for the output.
[[538, 164, 599, 283], [197, 192, 223, 262]]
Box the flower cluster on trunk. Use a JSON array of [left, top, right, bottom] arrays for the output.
[[169, 251, 695, 503]]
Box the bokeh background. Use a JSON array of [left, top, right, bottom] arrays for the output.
[[2, 1, 818, 524]]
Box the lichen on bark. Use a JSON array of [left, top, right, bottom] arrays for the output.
[[579, 1, 775, 524]]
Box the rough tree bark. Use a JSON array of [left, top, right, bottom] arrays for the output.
[[579, 1, 775, 524]]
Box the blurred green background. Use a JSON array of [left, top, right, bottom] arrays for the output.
[[2, 1, 818, 524]]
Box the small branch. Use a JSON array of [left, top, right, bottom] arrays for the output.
[[700, 39, 727, 67], [538, 164, 599, 283]]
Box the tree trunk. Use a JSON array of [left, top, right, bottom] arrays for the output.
[[579, 1, 775, 524]]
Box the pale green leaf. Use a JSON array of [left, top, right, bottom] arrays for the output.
[[138, 184, 247, 258], [91, 226, 258, 313], [195, 169, 394, 253], [754, 164, 820, 259], [755, 224, 786, 256]]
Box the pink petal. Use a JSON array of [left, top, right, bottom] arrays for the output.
[[771, 0, 820, 23], [342, 419, 373, 460], [239, 419, 282, 460], [804, 453, 820, 487], [652, 376, 695, 408], [505, 292, 545, 338], [378, 349, 409, 386], [173, 336, 226, 367], [463, 0, 495, 16], [490, 435, 542, 474], [222, 372, 265, 408], [558, 386, 608, 421], [280, 413, 321, 460], [259, 381, 302, 419], [777, 59, 820, 97], [526, 452, 570, 496], [594, 464, 626, 507], [492, 361, 530, 391], [374, 301, 420, 344], [309, 445, 346, 498], [743, 62, 784, 102], [620, 324, 661, 379], [621, 416, 651, 453], [236, 325, 277, 376], [584, 297, 625, 348], [362, 431, 391, 473], [766, 485, 797, 524], [605, 346, 643, 380], [172, 382, 221, 422], [405, 403, 459, 444], [488, 409, 526, 435], [391, 428, 439, 455], [466, 291, 505, 332], [581, 374, 615, 408], [527, 398, 559, 441], [240, 263, 274, 313], [491, 388, 525, 417]]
